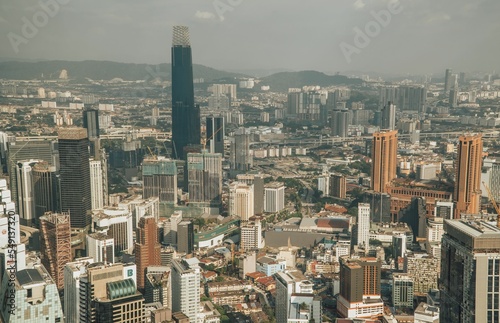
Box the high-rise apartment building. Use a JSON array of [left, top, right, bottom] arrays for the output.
[[454, 134, 483, 217], [381, 101, 396, 130], [86, 232, 115, 263], [187, 151, 222, 206], [329, 174, 346, 199], [441, 219, 500, 323], [206, 115, 225, 154], [92, 207, 134, 256], [229, 182, 254, 221], [58, 127, 92, 228], [331, 110, 350, 137], [237, 174, 264, 214], [135, 215, 161, 290], [357, 203, 370, 248], [240, 219, 264, 250], [371, 130, 398, 193], [14, 159, 38, 226], [171, 26, 200, 159], [39, 211, 71, 290], [444, 68, 453, 94], [143, 158, 178, 204], [90, 159, 104, 210], [264, 182, 285, 213], [337, 257, 383, 318], [392, 273, 414, 309], [231, 128, 252, 172], [171, 258, 201, 323]]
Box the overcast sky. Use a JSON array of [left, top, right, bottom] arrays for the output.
[[0, 0, 499, 75]]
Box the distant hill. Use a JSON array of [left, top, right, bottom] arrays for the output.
[[0, 60, 245, 82], [261, 70, 362, 91]]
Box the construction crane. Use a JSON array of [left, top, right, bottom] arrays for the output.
[[202, 125, 224, 151], [146, 146, 157, 159], [482, 181, 500, 228]]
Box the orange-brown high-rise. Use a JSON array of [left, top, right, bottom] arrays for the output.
[[454, 134, 483, 218], [371, 130, 398, 193], [135, 216, 161, 290]]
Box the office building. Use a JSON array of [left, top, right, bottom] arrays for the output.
[[357, 203, 370, 248], [441, 219, 500, 323], [118, 195, 160, 229], [87, 232, 115, 263], [14, 159, 37, 226], [331, 110, 350, 137], [231, 128, 252, 172], [381, 101, 396, 130], [82, 107, 100, 158], [404, 252, 439, 294], [93, 207, 134, 256], [264, 182, 285, 213], [145, 268, 171, 308], [58, 127, 92, 228], [0, 264, 64, 322], [171, 26, 201, 159], [208, 83, 237, 101], [32, 161, 60, 224], [135, 215, 161, 290], [229, 182, 254, 221], [171, 258, 201, 323], [206, 115, 225, 154], [177, 220, 194, 254], [371, 130, 398, 193], [337, 257, 383, 318], [90, 159, 104, 210], [392, 274, 414, 309], [64, 257, 95, 323], [275, 271, 321, 323], [162, 211, 183, 245], [237, 173, 264, 215], [444, 69, 453, 94], [240, 219, 264, 250], [187, 151, 222, 206], [330, 174, 346, 199], [143, 158, 178, 204], [39, 211, 71, 290], [454, 134, 483, 217], [317, 175, 330, 197]]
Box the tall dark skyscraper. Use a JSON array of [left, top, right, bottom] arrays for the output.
[[83, 108, 100, 158], [206, 115, 224, 154], [171, 25, 201, 159], [58, 128, 92, 228]]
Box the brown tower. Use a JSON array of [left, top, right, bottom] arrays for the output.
[[135, 215, 161, 290], [454, 134, 483, 218], [39, 211, 72, 290], [371, 130, 398, 193]]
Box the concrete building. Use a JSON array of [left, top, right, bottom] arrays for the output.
[[264, 182, 285, 213], [454, 134, 483, 217], [135, 215, 161, 290], [381, 101, 396, 130], [256, 256, 286, 276], [240, 219, 264, 250], [90, 159, 104, 210], [145, 268, 171, 309], [63, 257, 95, 323], [371, 130, 398, 193], [93, 278, 145, 322], [237, 173, 265, 214], [32, 161, 60, 224], [392, 273, 414, 309], [14, 159, 38, 226], [187, 151, 222, 206], [93, 207, 134, 256], [441, 219, 500, 323], [275, 271, 321, 323], [171, 258, 201, 323], [229, 182, 254, 221], [86, 232, 115, 263], [231, 128, 253, 172], [206, 115, 225, 154], [177, 220, 194, 254], [143, 157, 178, 204], [330, 174, 346, 199], [357, 203, 370, 248], [337, 257, 384, 319], [404, 252, 439, 295]]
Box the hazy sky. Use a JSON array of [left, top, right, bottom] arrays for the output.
[[0, 0, 499, 74]]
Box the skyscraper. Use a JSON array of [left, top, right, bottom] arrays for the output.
[[441, 219, 500, 322], [206, 115, 225, 154], [454, 134, 483, 217], [82, 107, 100, 158], [171, 25, 201, 159], [231, 127, 253, 172], [177, 220, 194, 254], [357, 203, 370, 248], [264, 182, 285, 213], [142, 158, 178, 204], [187, 151, 222, 206], [330, 110, 350, 137], [90, 159, 104, 210], [39, 211, 71, 290], [381, 101, 396, 130], [32, 161, 60, 224], [444, 68, 453, 94], [229, 182, 254, 221], [171, 258, 201, 323], [14, 159, 38, 226], [58, 127, 92, 228], [371, 130, 398, 193], [135, 215, 161, 290]]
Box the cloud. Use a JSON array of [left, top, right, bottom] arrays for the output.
[[424, 13, 451, 24], [195, 10, 216, 20]]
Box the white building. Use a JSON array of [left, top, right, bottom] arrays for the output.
[[264, 182, 285, 213], [162, 210, 183, 245], [63, 257, 95, 323], [90, 159, 104, 210], [15, 159, 39, 226], [393, 273, 414, 309], [92, 207, 134, 255], [426, 217, 444, 243], [317, 176, 330, 196], [229, 182, 254, 221], [118, 195, 160, 229], [357, 203, 371, 248], [171, 258, 201, 323], [86, 232, 115, 263], [240, 219, 264, 250]]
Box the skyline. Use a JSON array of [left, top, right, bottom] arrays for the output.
[[0, 0, 499, 75]]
